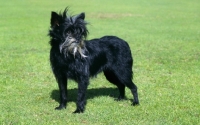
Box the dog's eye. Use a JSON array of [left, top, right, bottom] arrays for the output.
[[67, 31, 74, 39], [67, 31, 71, 35]]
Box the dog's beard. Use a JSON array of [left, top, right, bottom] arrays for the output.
[[60, 36, 87, 58]]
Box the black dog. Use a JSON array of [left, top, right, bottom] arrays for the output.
[[48, 8, 139, 113]]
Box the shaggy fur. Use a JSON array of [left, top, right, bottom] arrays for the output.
[[49, 8, 139, 113]]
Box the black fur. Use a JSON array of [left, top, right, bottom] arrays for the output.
[[49, 8, 139, 113]]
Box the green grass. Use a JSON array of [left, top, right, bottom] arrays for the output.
[[0, 0, 200, 124]]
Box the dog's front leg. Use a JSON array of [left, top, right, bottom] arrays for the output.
[[55, 76, 67, 110], [73, 77, 89, 113]]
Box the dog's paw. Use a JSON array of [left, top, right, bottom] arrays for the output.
[[73, 109, 84, 114], [55, 105, 66, 110], [132, 101, 139, 106], [114, 98, 124, 101], [114, 96, 126, 101]]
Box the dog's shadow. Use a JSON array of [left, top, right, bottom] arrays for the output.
[[50, 87, 120, 103]]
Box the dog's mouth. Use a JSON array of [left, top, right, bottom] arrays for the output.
[[60, 36, 77, 52], [59, 36, 87, 58]]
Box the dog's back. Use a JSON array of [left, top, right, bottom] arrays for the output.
[[85, 36, 133, 78]]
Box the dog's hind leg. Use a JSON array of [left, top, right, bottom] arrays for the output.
[[109, 69, 139, 105], [103, 70, 125, 100], [125, 81, 139, 105]]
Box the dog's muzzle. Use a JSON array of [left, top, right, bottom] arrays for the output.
[[59, 37, 77, 53]]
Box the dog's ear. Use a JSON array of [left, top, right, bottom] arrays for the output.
[[51, 12, 60, 27], [72, 12, 85, 23], [77, 12, 85, 20]]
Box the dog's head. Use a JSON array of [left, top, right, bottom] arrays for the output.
[[49, 8, 88, 58]]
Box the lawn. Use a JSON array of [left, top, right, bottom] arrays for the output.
[[0, 0, 200, 124]]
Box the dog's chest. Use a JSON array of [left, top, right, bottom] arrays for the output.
[[65, 58, 89, 79], [50, 48, 89, 79]]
